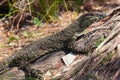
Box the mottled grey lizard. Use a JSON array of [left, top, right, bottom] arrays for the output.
[[0, 12, 105, 73]]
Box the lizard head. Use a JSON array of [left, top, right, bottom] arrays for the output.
[[77, 12, 106, 29], [74, 12, 106, 35]]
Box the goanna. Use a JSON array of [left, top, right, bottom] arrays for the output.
[[0, 12, 105, 73]]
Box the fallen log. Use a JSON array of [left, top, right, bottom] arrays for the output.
[[26, 50, 66, 80]]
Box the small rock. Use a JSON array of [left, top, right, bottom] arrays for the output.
[[61, 52, 76, 67]]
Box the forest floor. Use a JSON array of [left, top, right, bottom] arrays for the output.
[[0, 0, 119, 63]]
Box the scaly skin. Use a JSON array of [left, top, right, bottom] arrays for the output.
[[0, 12, 105, 73]]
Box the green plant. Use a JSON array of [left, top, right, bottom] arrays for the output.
[[23, 31, 30, 37], [101, 53, 113, 64], [8, 36, 15, 42], [95, 41, 100, 48], [31, 0, 63, 22], [8, 35, 20, 45], [8, 36, 16, 46], [33, 17, 43, 26], [95, 35, 105, 47], [1, 0, 85, 22]]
